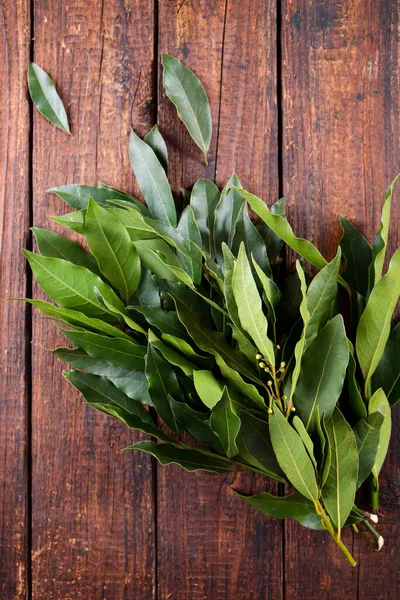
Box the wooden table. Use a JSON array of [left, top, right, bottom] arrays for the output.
[[1, 1, 399, 598]]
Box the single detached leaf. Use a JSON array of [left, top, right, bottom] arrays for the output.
[[373, 323, 400, 406], [372, 174, 400, 285], [356, 247, 400, 392], [27, 63, 70, 133], [128, 441, 231, 473], [129, 129, 177, 226], [232, 243, 275, 366], [145, 342, 181, 432], [321, 408, 358, 530], [53, 346, 151, 405], [369, 388, 391, 476], [294, 315, 349, 432], [214, 174, 245, 264], [210, 388, 241, 458], [305, 250, 341, 346], [231, 187, 327, 270], [64, 369, 153, 425], [193, 370, 224, 409], [143, 125, 168, 174], [190, 178, 220, 256], [339, 216, 372, 297], [85, 199, 140, 301], [240, 411, 286, 482], [23, 251, 125, 318], [354, 410, 384, 488], [161, 54, 212, 160], [269, 408, 319, 502], [234, 490, 322, 530], [32, 227, 100, 276]]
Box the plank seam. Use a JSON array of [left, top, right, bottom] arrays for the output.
[[213, 0, 228, 184]]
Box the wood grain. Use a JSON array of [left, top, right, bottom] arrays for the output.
[[157, 2, 282, 599], [31, 1, 156, 598], [0, 1, 31, 598], [282, 0, 400, 596]]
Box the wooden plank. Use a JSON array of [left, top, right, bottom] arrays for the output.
[[0, 1, 31, 598], [31, 2, 156, 598], [281, 0, 400, 595], [157, 2, 282, 599]]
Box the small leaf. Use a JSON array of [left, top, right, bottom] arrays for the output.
[[190, 179, 220, 256], [356, 247, 400, 392], [372, 174, 400, 285], [27, 63, 70, 133], [232, 243, 275, 366], [176, 205, 202, 284], [162, 335, 213, 370], [23, 251, 125, 318], [369, 388, 391, 476], [161, 54, 212, 161], [289, 262, 309, 400], [294, 315, 349, 432], [214, 353, 265, 410], [132, 306, 187, 338], [354, 410, 384, 488], [169, 396, 222, 451], [214, 174, 245, 264], [52, 210, 86, 234], [143, 125, 168, 174], [372, 323, 400, 406], [269, 408, 318, 502], [134, 238, 194, 288], [210, 388, 241, 457], [232, 204, 271, 276], [128, 441, 231, 473], [85, 199, 141, 301], [292, 416, 317, 468], [346, 340, 367, 419], [231, 186, 327, 270], [64, 369, 153, 424], [234, 490, 322, 530], [129, 129, 177, 226], [256, 198, 286, 264], [193, 370, 224, 409], [47, 183, 147, 213], [321, 408, 358, 530], [240, 411, 286, 482], [339, 216, 372, 297], [148, 330, 196, 377], [145, 341, 181, 432]]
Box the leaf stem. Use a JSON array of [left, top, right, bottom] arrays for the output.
[[317, 502, 357, 567]]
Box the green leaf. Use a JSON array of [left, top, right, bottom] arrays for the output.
[[269, 408, 319, 502], [53, 346, 151, 405], [221, 244, 242, 330], [234, 490, 322, 530], [132, 306, 186, 338], [173, 296, 262, 386], [354, 409, 384, 487], [134, 238, 194, 287], [146, 342, 181, 432], [85, 199, 141, 301], [339, 216, 372, 297], [98, 181, 147, 214], [256, 197, 286, 264], [321, 408, 358, 530], [169, 396, 222, 451], [135, 270, 160, 307], [231, 186, 327, 270], [177, 206, 202, 284], [369, 388, 391, 476], [356, 247, 400, 392], [27, 63, 70, 133], [292, 415, 317, 468], [232, 243, 275, 366], [214, 174, 245, 264], [48, 183, 147, 213], [346, 341, 367, 419], [294, 315, 349, 432], [372, 174, 400, 285], [193, 370, 223, 409], [32, 227, 101, 276], [52, 210, 86, 234], [210, 388, 241, 457], [161, 54, 212, 161], [129, 129, 177, 226], [372, 323, 400, 406], [60, 328, 146, 371], [23, 251, 125, 318], [23, 299, 131, 340], [232, 204, 271, 276], [214, 353, 265, 410], [64, 369, 153, 424], [128, 441, 231, 473], [162, 334, 213, 370], [190, 179, 220, 256], [240, 411, 286, 482], [143, 125, 168, 174], [305, 250, 341, 346], [147, 330, 196, 377], [289, 262, 309, 400]]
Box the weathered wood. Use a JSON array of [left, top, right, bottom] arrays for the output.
[[282, 0, 399, 595], [157, 2, 282, 599], [31, 1, 156, 598], [0, 1, 31, 598]]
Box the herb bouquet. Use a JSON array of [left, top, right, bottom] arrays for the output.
[[24, 55, 400, 566]]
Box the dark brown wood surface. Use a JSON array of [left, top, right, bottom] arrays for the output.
[[0, 0, 399, 598]]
